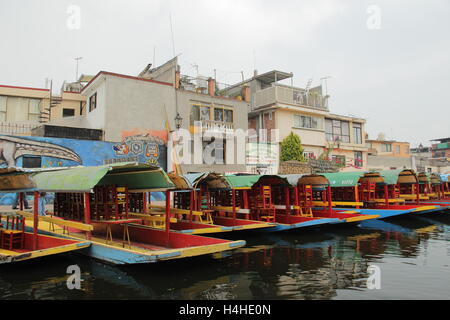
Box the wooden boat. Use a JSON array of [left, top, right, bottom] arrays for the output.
[[0, 168, 90, 264], [321, 170, 443, 218], [21, 163, 245, 265], [251, 174, 379, 231], [182, 173, 277, 232], [413, 172, 450, 209], [126, 172, 239, 235]]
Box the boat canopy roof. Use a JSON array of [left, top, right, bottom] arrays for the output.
[[30, 162, 175, 193], [322, 172, 366, 187], [167, 172, 193, 190], [430, 173, 444, 184], [376, 169, 418, 185], [278, 174, 330, 187], [440, 174, 450, 182], [417, 172, 431, 184], [223, 175, 263, 189], [0, 167, 39, 193]]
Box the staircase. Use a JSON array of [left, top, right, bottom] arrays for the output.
[[39, 96, 62, 123]]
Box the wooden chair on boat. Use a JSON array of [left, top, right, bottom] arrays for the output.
[[253, 186, 276, 222], [297, 185, 313, 217], [0, 214, 25, 250]]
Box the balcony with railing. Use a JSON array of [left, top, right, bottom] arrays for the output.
[[253, 85, 329, 111]]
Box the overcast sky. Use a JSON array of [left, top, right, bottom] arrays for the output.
[[0, 0, 449, 147]]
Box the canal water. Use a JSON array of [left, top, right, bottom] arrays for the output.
[[1, 213, 449, 300]]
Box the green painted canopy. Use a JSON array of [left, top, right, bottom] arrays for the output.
[[322, 172, 366, 187], [30, 162, 175, 193], [222, 175, 262, 188], [376, 169, 416, 185]]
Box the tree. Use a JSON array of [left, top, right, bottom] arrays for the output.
[[280, 132, 306, 162]]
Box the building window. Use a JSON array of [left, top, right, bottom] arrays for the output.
[[395, 145, 400, 154], [89, 92, 97, 112], [332, 155, 346, 167], [22, 156, 42, 168], [28, 99, 41, 121], [382, 143, 392, 152], [326, 119, 350, 143], [294, 114, 323, 130], [354, 151, 363, 167], [353, 122, 362, 144], [190, 104, 212, 125], [214, 108, 223, 122], [63, 108, 75, 117], [303, 151, 316, 159], [224, 109, 233, 123], [0, 95, 6, 121]]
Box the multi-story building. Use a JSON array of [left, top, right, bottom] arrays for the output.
[[222, 70, 368, 172], [48, 58, 250, 173], [366, 137, 411, 158], [431, 138, 450, 159], [0, 80, 87, 136], [365, 136, 413, 170]]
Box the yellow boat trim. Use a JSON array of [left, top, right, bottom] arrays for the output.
[[412, 206, 439, 212], [369, 198, 405, 203], [345, 214, 379, 223], [17, 210, 93, 231], [312, 201, 364, 207]]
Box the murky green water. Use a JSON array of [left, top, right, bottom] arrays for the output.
[[1, 213, 450, 300]]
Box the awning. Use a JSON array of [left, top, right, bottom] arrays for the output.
[[30, 162, 175, 193]]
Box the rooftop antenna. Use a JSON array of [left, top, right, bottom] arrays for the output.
[[320, 76, 332, 95], [305, 78, 313, 105], [169, 13, 176, 58], [74, 57, 82, 81]]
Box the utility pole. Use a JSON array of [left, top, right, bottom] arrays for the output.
[[75, 57, 83, 81]]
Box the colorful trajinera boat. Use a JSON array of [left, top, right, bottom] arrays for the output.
[[0, 168, 90, 264], [21, 163, 246, 265], [322, 169, 446, 217], [183, 173, 379, 233]]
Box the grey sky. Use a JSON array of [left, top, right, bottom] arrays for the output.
[[0, 0, 449, 147]]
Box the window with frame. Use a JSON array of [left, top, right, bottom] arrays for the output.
[[294, 114, 323, 130], [326, 119, 350, 143], [353, 122, 362, 144], [89, 92, 97, 112], [354, 151, 363, 167], [63, 108, 75, 117], [332, 155, 346, 167], [0, 95, 6, 121], [214, 106, 233, 123], [395, 145, 400, 154], [28, 99, 41, 121], [303, 151, 316, 159], [190, 104, 211, 125], [382, 143, 392, 152]]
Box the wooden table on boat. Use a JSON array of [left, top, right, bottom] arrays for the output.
[[93, 219, 142, 248]]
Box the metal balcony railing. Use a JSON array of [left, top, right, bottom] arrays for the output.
[[254, 85, 329, 111]]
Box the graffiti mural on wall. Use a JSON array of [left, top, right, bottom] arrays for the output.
[[111, 129, 168, 170], [0, 134, 167, 205]]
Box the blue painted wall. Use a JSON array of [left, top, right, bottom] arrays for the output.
[[0, 135, 167, 205]]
